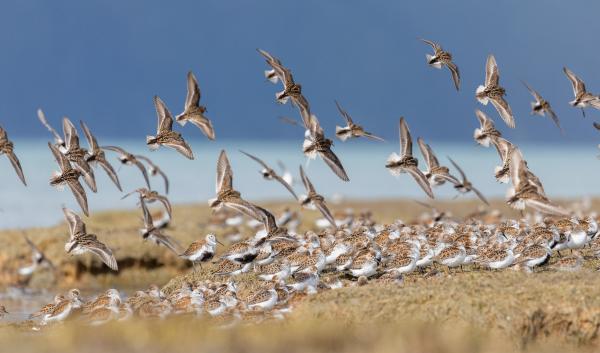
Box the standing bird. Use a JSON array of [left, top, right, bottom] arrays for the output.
[[239, 150, 298, 200], [334, 100, 384, 142], [80, 121, 122, 191], [122, 188, 172, 218], [447, 157, 489, 206], [134, 155, 169, 194], [385, 117, 434, 199], [476, 55, 515, 128], [175, 71, 216, 140], [63, 207, 118, 271], [417, 137, 459, 187], [62, 118, 96, 192], [420, 38, 460, 91], [139, 198, 181, 254], [37, 109, 65, 149], [209, 150, 263, 221], [563, 67, 600, 117], [48, 143, 90, 216], [146, 96, 194, 160], [0, 125, 26, 185], [522, 81, 562, 133], [102, 146, 151, 189], [179, 234, 223, 271], [473, 109, 502, 147], [299, 166, 337, 229]]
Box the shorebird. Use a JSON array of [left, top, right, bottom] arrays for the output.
[[239, 150, 298, 200], [490, 137, 514, 184], [522, 81, 562, 133], [175, 71, 216, 140], [0, 306, 8, 318], [102, 146, 151, 189], [476, 55, 515, 128], [299, 166, 337, 229], [298, 99, 349, 181], [63, 207, 118, 271], [48, 142, 90, 216], [37, 109, 65, 149], [417, 137, 459, 187], [334, 100, 384, 142], [385, 117, 434, 199], [420, 38, 460, 91], [43, 289, 83, 324], [563, 67, 600, 117], [134, 155, 169, 194], [0, 125, 26, 185], [473, 109, 502, 147], [139, 198, 181, 254], [209, 150, 263, 221], [257, 49, 306, 106], [506, 148, 568, 216], [180, 234, 223, 271], [80, 121, 122, 191], [447, 157, 489, 205], [18, 235, 55, 276], [147, 96, 194, 160], [62, 117, 97, 192], [122, 188, 172, 218]]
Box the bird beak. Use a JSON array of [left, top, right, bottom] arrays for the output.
[[216, 240, 224, 246]]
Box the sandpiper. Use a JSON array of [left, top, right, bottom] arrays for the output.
[[522, 81, 562, 133], [563, 66, 600, 117], [0, 125, 26, 185], [420, 38, 460, 91], [448, 157, 489, 205], [102, 145, 151, 188], [417, 137, 459, 187], [180, 234, 223, 271], [147, 96, 194, 159], [79, 121, 122, 191], [62, 117, 97, 192], [48, 142, 90, 216], [122, 188, 172, 218], [175, 71, 216, 140], [473, 109, 502, 147], [334, 100, 384, 142], [134, 154, 169, 194], [299, 166, 337, 229], [240, 150, 298, 200], [476, 54, 515, 128], [139, 198, 181, 254]]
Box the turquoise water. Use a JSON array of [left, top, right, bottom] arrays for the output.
[[0, 139, 598, 229]]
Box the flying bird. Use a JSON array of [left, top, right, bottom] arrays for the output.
[[299, 166, 337, 229], [490, 137, 515, 184], [147, 96, 194, 160], [417, 137, 459, 187], [239, 150, 298, 200], [102, 146, 151, 189], [18, 235, 55, 276], [257, 49, 306, 106], [134, 155, 169, 194], [175, 71, 216, 140], [48, 143, 89, 216], [0, 125, 26, 185], [62, 207, 118, 271], [62, 117, 96, 192], [420, 38, 460, 91], [209, 150, 264, 221], [476, 55, 515, 128], [563, 67, 600, 117], [522, 81, 562, 133], [385, 117, 434, 199], [139, 198, 181, 254], [447, 157, 489, 206], [334, 100, 384, 142], [80, 121, 122, 191], [473, 109, 502, 147], [122, 188, 172, 218]]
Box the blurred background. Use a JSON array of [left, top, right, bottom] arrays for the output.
[[0, 0, 599, 228]]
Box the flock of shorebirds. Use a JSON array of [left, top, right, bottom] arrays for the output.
[[2, 40, 600, 327]]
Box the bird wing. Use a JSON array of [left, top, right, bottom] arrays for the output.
[[163, 139, 194, 160], [37, 109, 64, 145], [419, 38, 440, 51], [485, 54, 499, 87], [406, 166, 434, 199], [185, 71, 201, 109], [6, 151, 26, 186], [62, 117, 80, 151], [447, 156, 467, 183], [240, 150, 270, 170], [153, 96, 174, 133], [299, 165, 315, 194], [314, 199, 337, 228], [272, 174, 299, 201], [470, 185, 490, 206], [563, 67, 586, 96], [66, 180, 90, 217], [446, 61, 460, 91], [216, 149, 233, 193], [96, 157, 122, 191], [85, 237, 118, 271], [79, 121, 99, 152], [48, 142, 72, 171], [334, 100, 354, 125], [319, 148, 350, 181], [62, 207, 87, 239], [489, 96, 515, 128], [522, 81, 543, 102], [399, 117, 413, 156]]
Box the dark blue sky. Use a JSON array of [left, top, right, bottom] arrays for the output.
[[0, 0, 599, 143]]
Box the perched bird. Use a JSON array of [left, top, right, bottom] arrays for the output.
[[18, 235, 55, 276], [448, 157, 489, 205], [417, 137, 459, 187], [37, 109, 65, 149], [63, 207, 118, 271], [240, 150, 298, 200], [62, 117, 96, 192], [147, 96, 194, 160], [334, 100, 384, 142], [122, 188, 172, 218], [563, 67, 600, 117], [102, 146, 151, 189], [134, 155, 169, 194], [209, 150, 263, 221], [175, 71, 216, 140], [0, 125, 26, 185], [522, 81, 562, 133], [80, 121, 122, 191], [473, 109, 502, 147], [420, 38, 460, 91], [385, 117, 434, 199], [507, 148, 568, 216], [180, 234, 223, 271], [139, 198, 181, 254], [48, 143, 90, 216], [476, 55, 515, 128], [299, 166, 337, 229]]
